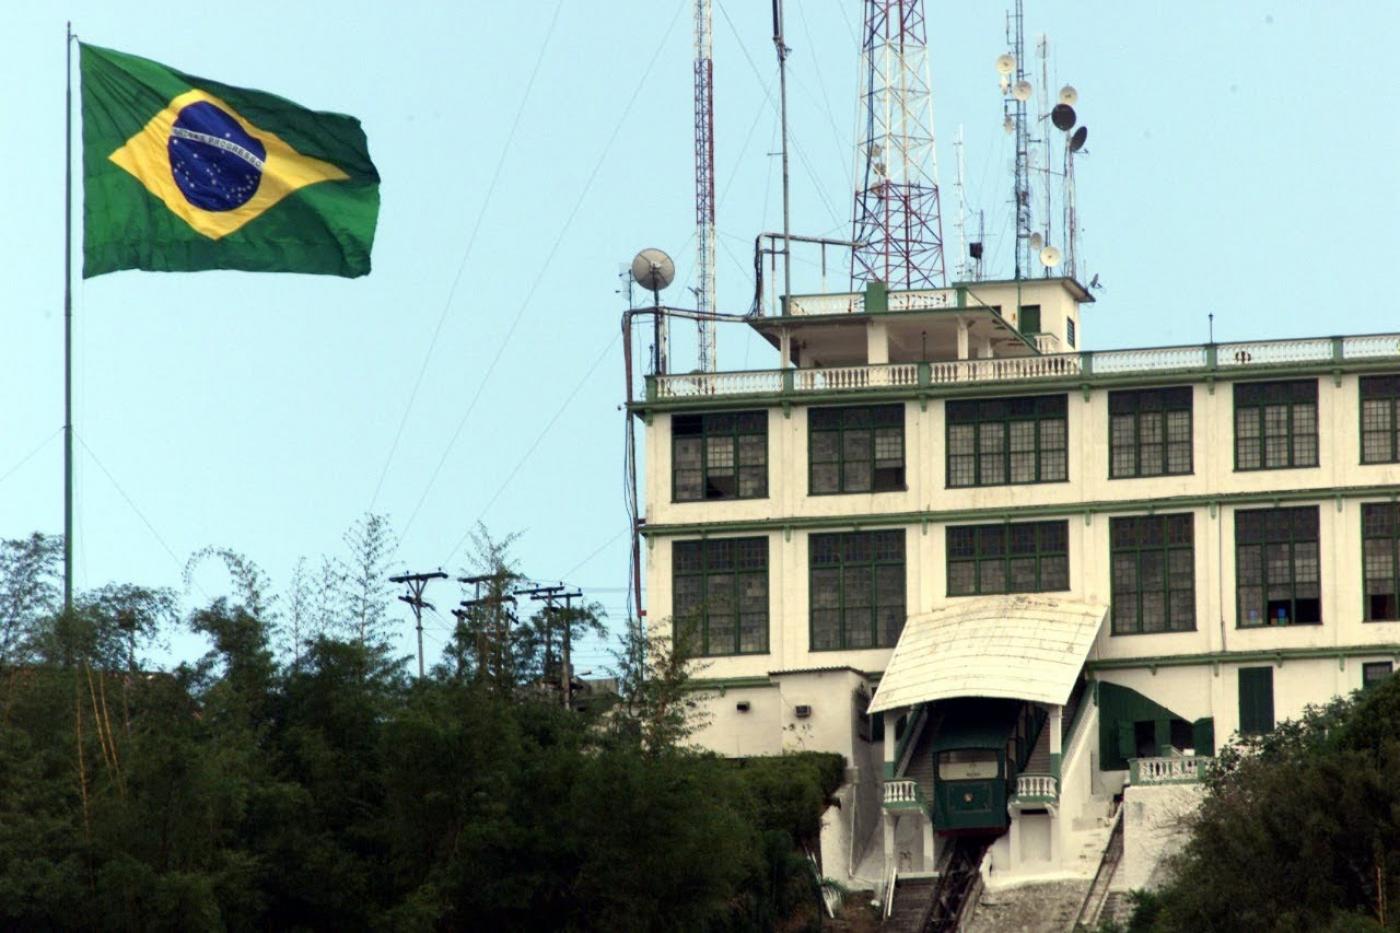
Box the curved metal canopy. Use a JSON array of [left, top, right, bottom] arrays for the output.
[[869, 594, 1107, 714]]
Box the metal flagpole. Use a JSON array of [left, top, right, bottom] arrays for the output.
[[64, 22, 74, 614]]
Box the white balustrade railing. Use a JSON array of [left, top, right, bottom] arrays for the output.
[[1033, 333, 1063, 354], [887, 289, 957, 311], [652, 370, 784, 399], [1343, 334, 1400, 359], [1130, 755, 1210, 785], [1091, 345, 1210, 374], [1217, 338, 1332, 368], [795, 363, 919, 392], [882, 779, 925, 808], [644, 333, 1400, 400], [786, 293, 863, 316], [1014, 774, 1058, 799]]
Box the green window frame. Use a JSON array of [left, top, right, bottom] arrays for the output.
[[1066, 317, 1076, 348], [1110, 514, 1196, 635], [1109, 387, 1193, 479], [672, 411, 767, 502], [1019, 304, 1041, 334], [809, 404, 905, 495], [1234, 380, 1318, 471], [1238, 667, 1274, 735], [1235, 506, 1321, 628], [672, 538, 769, 656], [810, 530, 906, 651], [1362, 661, 1394, 692], [946, 394, 1068, 488], [946, 520, 1069, 596], [1362, 503, 1400, 621], [1360, 375, 1400, 464]]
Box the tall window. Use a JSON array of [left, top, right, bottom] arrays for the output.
[[1110, 514, 1195, 635], [809, 405, 905, 494], [946, 395, 1068, 487], [1362, 503, 1400, 621], [810, 530, 906, 650], [1066, 318, 1076, 348], [1360, 376, 1400, 464], [947, 520, 1069, 596], [672, 411, 767, 501], [1109, 387, 1193, 478], [1234, 380, 1318, 471], [1238, 667, 1275, 735], [1235, 507, 1321, 627], [673, 538, 768, 656]]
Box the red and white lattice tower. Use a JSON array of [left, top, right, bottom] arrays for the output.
[[851, 0, 946, 290], [693, 0, 717, 371]]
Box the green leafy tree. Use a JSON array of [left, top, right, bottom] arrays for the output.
[[1145, 675, 1400, 932], [0, 533, 62, 667]]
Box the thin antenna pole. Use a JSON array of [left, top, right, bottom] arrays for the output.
[[1039, 33, 1052, 276], [772, 0, 792, 311], [64, 22, 75, 614], [953, 124, 967, 282]]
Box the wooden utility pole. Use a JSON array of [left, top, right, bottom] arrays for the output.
[[460, 571, 517, 686], [390, 571, 447, 679]]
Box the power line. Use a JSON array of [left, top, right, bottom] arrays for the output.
[[368, 0, 566, 513], [0, 428, 60, 489], [440, 331, 619, 567], [74, 432, 205, 599], [397, 0, 689, 543]]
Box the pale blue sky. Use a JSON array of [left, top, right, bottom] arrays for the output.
[[2, 1, 1396, 671]]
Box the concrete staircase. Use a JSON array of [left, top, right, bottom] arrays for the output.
[[883, 877, 937, 933], [1023, 719, 1052, 775]]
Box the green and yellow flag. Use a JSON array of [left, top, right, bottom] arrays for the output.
[[80, 44, 379, 278]]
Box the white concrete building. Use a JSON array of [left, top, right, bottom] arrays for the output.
[[630, 276, 1400, 898]]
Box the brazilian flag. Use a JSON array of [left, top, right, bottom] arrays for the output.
[[80, 44, 379, 278]]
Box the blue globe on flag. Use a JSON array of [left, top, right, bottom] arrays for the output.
[[167, 101, 266, 212]]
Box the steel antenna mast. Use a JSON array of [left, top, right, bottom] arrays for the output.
[[851, 0, 946, 290], [693, 0, 717, 371], [1005, 0, 1031, 280]]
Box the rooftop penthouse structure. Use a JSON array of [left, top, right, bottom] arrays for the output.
[[627, 273, 1400, 898]]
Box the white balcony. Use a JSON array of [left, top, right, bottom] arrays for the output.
[[882, 779, 927, 811], [1013, 774, 1059, 800], [1129, 755, 1211, 785], [645, 333, 1400, 402]]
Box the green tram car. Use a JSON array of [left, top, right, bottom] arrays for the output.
[[930, 697, 1046, 834]]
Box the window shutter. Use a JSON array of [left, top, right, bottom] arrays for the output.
[[1239, 667, 1274, 734]]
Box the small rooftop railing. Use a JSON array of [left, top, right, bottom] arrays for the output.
[[646, 333, 1400, 401], [1128, 755, 1211, 786], [783, 287, 962, 316]]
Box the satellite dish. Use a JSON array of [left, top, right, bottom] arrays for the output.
[[1039, 245, 1063, 268], [999, 76, 1011, 93], [1029, 232, 1044, 250], [1059, 85, 1078, 105], [1051, 103, 1077, 131], [995, 53, 1016, 75], [1012, 80, 1033, 102], [631, 248, 675, 292], [1069, 126, 1088, 153], [1003, 114, 1015, 135]]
